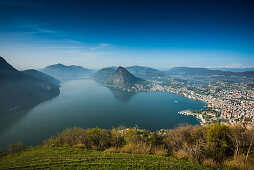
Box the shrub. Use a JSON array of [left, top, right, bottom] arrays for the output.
[[173, 149, 189, 160], [123, 128, 150, 145], [186, 139, 206, 163], [224, 154, 252, 170], [83, 128, 112, 150], [104, 147, 121, 153], [111, 127, 126, 148], [121, 143, 150, 154], [148, 132, 164, 146], [206, 123, 231, 162], [163, 125, 192, 154], [202, 158, 218, 169], [43, 136, 61, 146], [150, 146, 168, 156], [56, 127, 86, 146], [8, 141, 25, 154], [43, 127, 112, 150], [73, 144, 86, 149]]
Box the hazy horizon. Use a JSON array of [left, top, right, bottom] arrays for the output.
[[3, 56, 254, 72], [1, 0, 254, 70]]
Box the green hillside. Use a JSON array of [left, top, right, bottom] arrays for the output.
[[0, 147, 210, 169]]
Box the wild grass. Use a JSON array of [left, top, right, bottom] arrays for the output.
[[0, 147, 210, 169]]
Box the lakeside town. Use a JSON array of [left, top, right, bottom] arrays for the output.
[[143, 77, 254, 126]]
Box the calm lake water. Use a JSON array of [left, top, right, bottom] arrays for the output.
[[0, 79, 206, 148]]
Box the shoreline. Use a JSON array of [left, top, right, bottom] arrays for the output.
[[178, 110, 206, 125]]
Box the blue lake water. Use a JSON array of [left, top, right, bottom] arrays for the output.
[[0, 79, 206, 148]]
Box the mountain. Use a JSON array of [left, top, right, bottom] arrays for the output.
[[168, 67, 222, 76], [22, 69, 60, 87], [0, 57, 60, 114], [0, 57, 23, 79], [108, 66, 118, 70], [106, 66, 145, 91], [126, 66, 163, 80], [167, 67, 254, 82], [92, 67, 116, 83], [41, 64, 91, 81], [211, 67, 254, 72], [126, 66, 161, 75]]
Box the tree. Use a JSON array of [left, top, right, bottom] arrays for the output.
[[244, 127, 254, 161], [206, 124, 231, 162], [228, 124, 245, 158]]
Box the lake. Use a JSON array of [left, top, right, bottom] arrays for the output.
[[0, 79, 206, 148]]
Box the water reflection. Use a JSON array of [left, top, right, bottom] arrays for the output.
[[108, 87, 136, 101]]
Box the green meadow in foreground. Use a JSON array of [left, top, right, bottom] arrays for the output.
[[0, 147, 210, 169]]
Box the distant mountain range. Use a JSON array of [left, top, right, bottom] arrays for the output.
[[41, 64, 92, 81], [210, 67, 254, 72], [167, 67, 254, 82], [125, 66, 163, 80], [93, 65, 254, 86], [0, 57, 60, 114], [92, 67, 116, 83], [126, 66, 160, 74]]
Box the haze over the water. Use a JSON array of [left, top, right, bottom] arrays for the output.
[[0, 0, 254, 70]]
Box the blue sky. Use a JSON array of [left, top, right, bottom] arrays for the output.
[[0, 0, 254, 70]]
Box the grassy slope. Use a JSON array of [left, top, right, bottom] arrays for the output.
[[0, 147, 210, 169]]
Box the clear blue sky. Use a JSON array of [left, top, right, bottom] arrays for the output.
[[0, 0, 254, 70]]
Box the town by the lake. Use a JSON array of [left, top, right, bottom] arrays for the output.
[[148, 78, 254, 126]]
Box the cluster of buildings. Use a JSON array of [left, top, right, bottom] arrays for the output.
[[146, 79, 254, 125]]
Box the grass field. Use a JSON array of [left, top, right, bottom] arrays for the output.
[[0, 147, 210, 169]]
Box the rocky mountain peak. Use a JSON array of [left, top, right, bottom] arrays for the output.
[[106, 66, 145, 91]]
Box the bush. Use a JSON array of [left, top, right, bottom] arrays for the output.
[[111, 127, 126, 148], [163, 125, 193, 154], [206, 124, 231, 162], [83, 128, 112, 150], [149, 132, 164, 146], [8, 141, 25, 154], [43, 136, 60, 147], [121, 143, 150, 154], [224, 154, 251, 170], [186, 139, 206, 163], [123, 128, 150, 145], [44, 127, 85, 147], [43, 127, 112, 150], [173, 149, 189, 160], [150, 146, 168, 156], [202, 158, 218, 169], [104, 147, 121, 153]]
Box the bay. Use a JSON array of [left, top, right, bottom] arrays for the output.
[[0, 79, 206, 148]]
